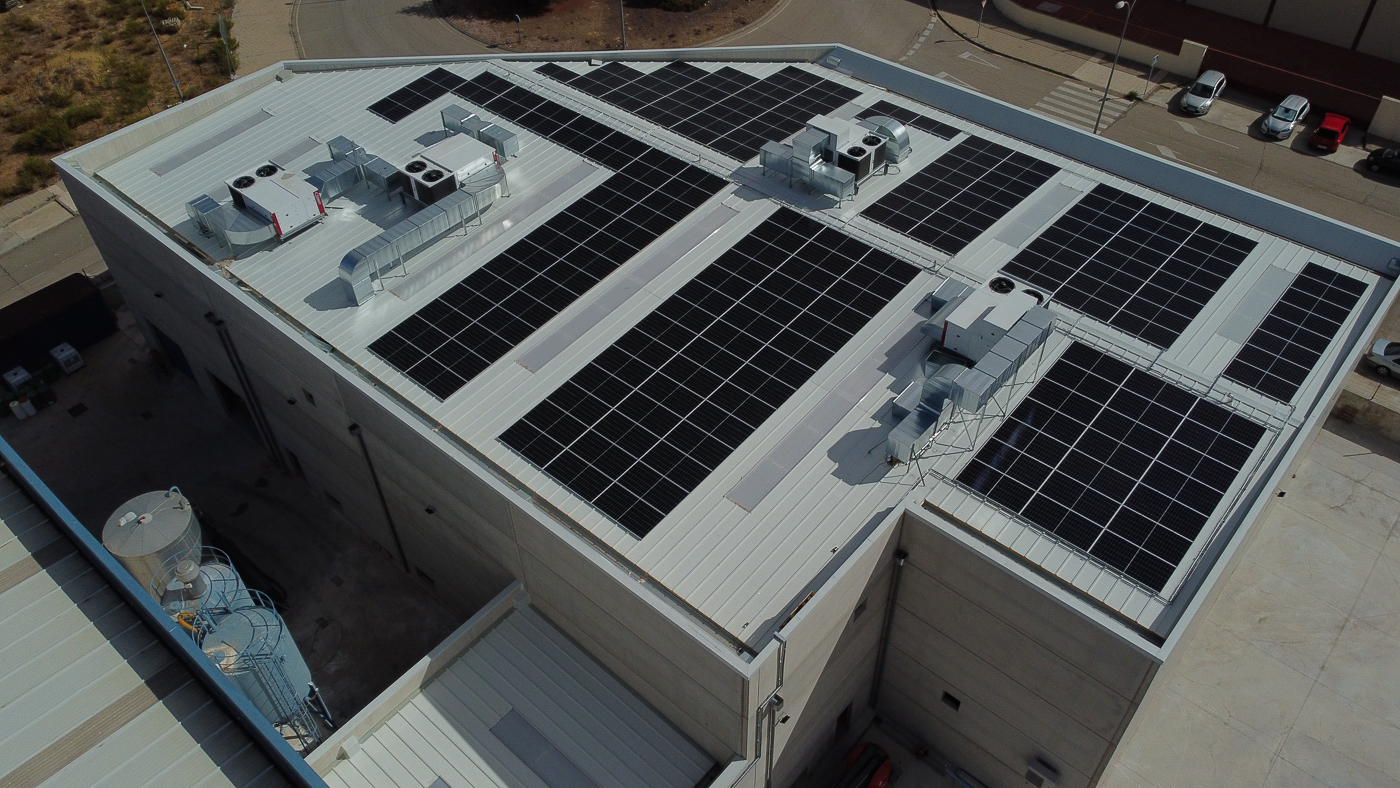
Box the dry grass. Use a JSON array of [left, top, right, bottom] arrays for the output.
[[0, 0, 240, 202], [436, 0, 778, 52]]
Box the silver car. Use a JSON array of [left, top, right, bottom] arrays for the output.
[[1181, 70, 1227, 116], [1262, 94, 1310, 140], [1367, 339, 1400, 376]]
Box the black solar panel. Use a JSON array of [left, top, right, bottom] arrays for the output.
[[861, 136, 1059, 256], [368, 73, 729, 399], [1223, 263, 1366, 402], [367, 67, 468, 123], [958, 342, 1266, 592], [855, 100, 960, 140], [500, 208, 922, 536], [1001, 184, 1257, 349], [537, 62, 862, 161]]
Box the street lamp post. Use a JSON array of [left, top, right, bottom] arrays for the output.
[[1093, 0, 1134, 135], [619, 0, 627, 49]]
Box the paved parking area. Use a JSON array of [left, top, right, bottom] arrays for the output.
[[1101, 425, 1400, 788]]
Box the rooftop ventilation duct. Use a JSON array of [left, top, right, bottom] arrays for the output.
[[442, 105, 520, 158], [339, 163, 506, 305], [760, 114, 910, 202], [886, 278, 1056, 462]]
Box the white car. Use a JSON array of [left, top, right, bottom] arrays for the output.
[[1261, 94, 1310, 140], [1366, 338, 1400, 376], [1181, 70, 1227, 116]]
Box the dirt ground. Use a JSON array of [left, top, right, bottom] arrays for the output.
[[0, 0, 239, 202], [436, 0, 778, 52]]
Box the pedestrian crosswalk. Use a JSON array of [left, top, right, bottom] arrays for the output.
[[1033, 80, 1133, 132]]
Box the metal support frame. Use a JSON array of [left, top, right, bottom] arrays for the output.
[[206, 313, 286, 472], [348, 423, 411, 574], [754, 633, 787, 788]]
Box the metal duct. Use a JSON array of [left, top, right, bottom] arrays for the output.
[[860, 116, 912, 164], [184, 196, 277, 248], [339, 169, 505, 305], [887, 364, 963, 462], [441, 104, 520, 157], [306, 158, 361, 202]]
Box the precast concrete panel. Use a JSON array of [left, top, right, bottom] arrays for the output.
[[1267, 0, 1371, 47], [1358, 0, 1400, 63]]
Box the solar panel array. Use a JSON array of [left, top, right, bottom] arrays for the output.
[[367, 68, 468, 123], [855, 100, 960, 140], [500, 208, 921, 536], [535, 61, 862, 161], [958, 342, 1266, 592], [1223, 263, 1366, 402], [861, 137, 1058, 256], [368, 72, 728, 399], [1001, 184, 1257, 349]]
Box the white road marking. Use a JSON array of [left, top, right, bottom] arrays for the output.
[[934, 71, 976, 89], [958, 51, 1001, 68], [1153, 144, 1217, 173], [900, 13, 941, 62], [1175, 120, 1239, 148], [1034, 81, 1130, 131]]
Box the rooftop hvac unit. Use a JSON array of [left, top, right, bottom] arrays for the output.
[[224, 162, 325, 239]]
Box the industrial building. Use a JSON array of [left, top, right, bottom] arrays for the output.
[[41, 44, 1400, 788]]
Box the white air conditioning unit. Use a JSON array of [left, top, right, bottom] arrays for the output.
[[224, 162, 324, 239]]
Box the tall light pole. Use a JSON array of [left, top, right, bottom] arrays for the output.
[[619, 0, 627, 49], [1093, 0, 1134, 135]]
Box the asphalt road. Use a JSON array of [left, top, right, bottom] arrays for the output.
[[294, 0, 491, 58], [288, 0, 1400, 243]]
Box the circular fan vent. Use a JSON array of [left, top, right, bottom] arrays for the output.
[[1023, 289, 1044, 304], [422, 169, 446, 182], [232, 176, 256, 189], [405, 160, 428, 174], [846, 146, 867, 157], [987, 276, 1016, 294], [254, 164, 278, 178], [863, 135, 883, 147]]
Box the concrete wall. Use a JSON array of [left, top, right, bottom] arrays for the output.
[[1267, 0, 1371, 49], [1185, 0, 1269, 25], [764, 516, 901, 788], [878, 509, 1159, 788], [59, 167, 753, 766], [1358, 0, 1400, 62], [991, 0, 1208, 78]]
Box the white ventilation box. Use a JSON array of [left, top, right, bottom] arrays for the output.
[[422, 134, 494, 185], [941, 287, 1038, 362], [224, 162, 324, 239]]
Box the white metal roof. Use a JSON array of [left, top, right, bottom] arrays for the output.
[[0, 469, 291, 788], [323, 603, 713, 788], [71, 52, 1388, 645]]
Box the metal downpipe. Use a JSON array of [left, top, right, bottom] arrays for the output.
[[206, 313, 286, 472], [869, 548, 909, 709], [349, 423, 410, 574]]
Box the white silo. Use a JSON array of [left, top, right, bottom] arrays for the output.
[[149, 547, 250, 629], [201, 591, 321, 749], [103, 488, 202, 598]]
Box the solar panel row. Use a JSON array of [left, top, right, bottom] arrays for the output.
[[861, 136, 1059, 256], [367, 68, 468, 123], [501, 207, 921, 536], [1223, 262, 1366, 402], [855, 100, 960, 140], [1001, 184, 1256, 349], [367, 72, 728, 399], [958, 342, 1266, 592], [536, 61, 862, 161]]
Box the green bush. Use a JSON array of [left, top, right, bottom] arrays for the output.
[[13, 117, 77, 152], [107, 56, 152, 114], [1, 157, 58, 199], [61, 102, 103, 126], [42, 89, 74, 108]]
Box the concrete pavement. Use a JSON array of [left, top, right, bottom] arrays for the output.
[[0, 185, 103, 310]]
